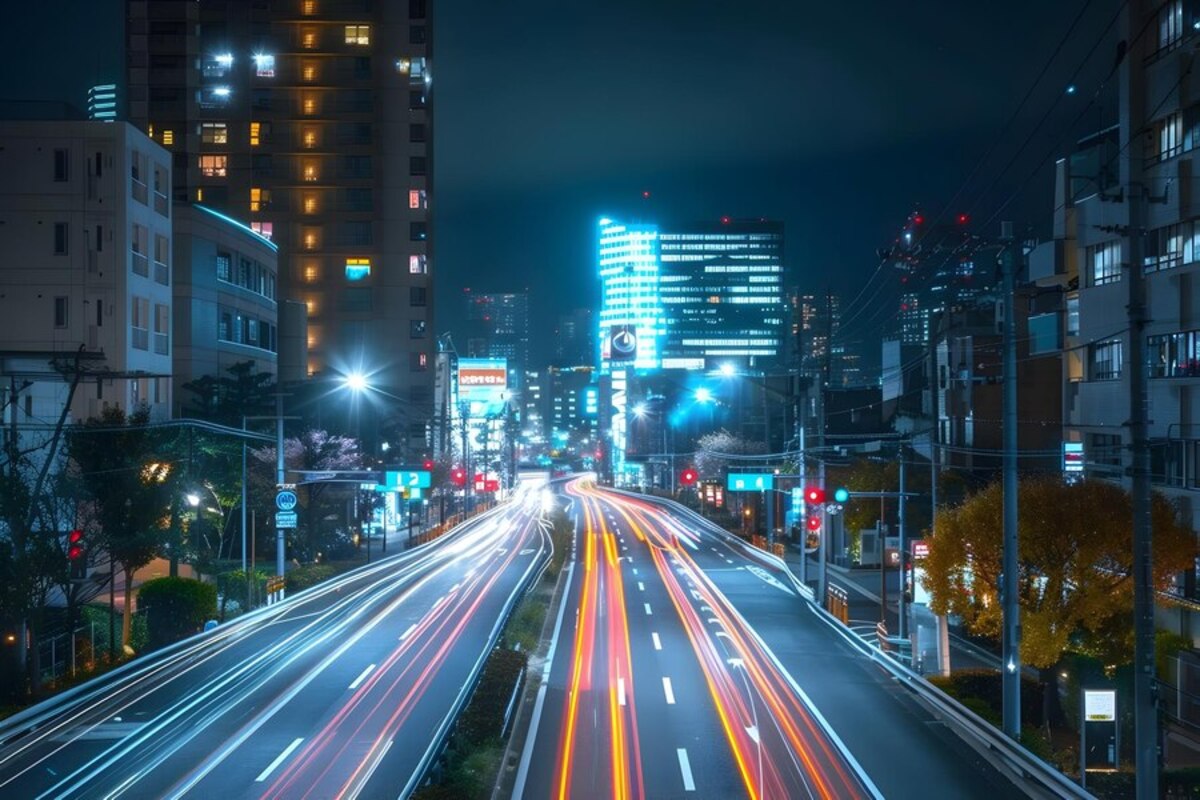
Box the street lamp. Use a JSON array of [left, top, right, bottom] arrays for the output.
[[343, 372, 369, 393], [693, 386, 713, 404], [185, 493, 201, 508], [718, 362, 737, 378]]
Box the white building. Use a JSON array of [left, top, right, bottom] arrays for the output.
[[0, 121, 174, 426]]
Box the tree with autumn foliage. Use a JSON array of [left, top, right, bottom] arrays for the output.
[[923, 476, 1194, 672]]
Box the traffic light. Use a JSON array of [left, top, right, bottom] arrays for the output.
[[804, 486, 826, 504], [804, 514, 822, 553], [422, 458, 434, 470], [680, 468, 698, 486], [833, 486, 850, 504], [806, 515, 822, 532], [67, 530, 85, 579], [450, 467, 467, 487]]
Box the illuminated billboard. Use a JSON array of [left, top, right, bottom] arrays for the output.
[[607, 325, 638, 362], [457, 358, 509, 415]]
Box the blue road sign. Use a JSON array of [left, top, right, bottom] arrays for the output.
[[276, 490, 298, 511], [726, 473, 775, 492], [386, 470, 431, 489], [275, 510, 298, 528]]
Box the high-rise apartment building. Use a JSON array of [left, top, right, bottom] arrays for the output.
[[126, 0, 434, 449], [464, 290, 530, 370]]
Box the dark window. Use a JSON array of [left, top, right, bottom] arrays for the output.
[[409, 156, 427, 176], [410, 25, 426, 44], [410, 286, 427, 306], [54, 222, 69, 255], [410, 319, 427, 338], [354, 57, 372, 78], [95, 224, 103, 252], [94, 151, 102, 177], [54, 297, 68, 328], [252, 90, 272, 110], [408, 90, 426, 110], [96, 298, 103, 327], [340, 288, 373, 313], [338, 221, 373, 246], [410, 0, 427, 18], [216, 252, 232, 281], [53, 149, 69, 182], [342, 155, 372, 177], [252, 154, 274, 177], [409, 123, 426, 143], [409, 221, 427, 241], [345, 187, 373, 211]]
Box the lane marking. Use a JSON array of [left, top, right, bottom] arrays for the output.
[[644, 603, 653, 616], [399, 623, 417, 642], [255, 737, 304, 782], [638, 582, 645, 592], [652, 632, 662, 651], [746, 724, 760, 744], [677, 747, 695, 791], [663, 677, 676, 704], [618, 678, 626, 706], [348, 663, 375, 690], [632, 568, 638, 575]]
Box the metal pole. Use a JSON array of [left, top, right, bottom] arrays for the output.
[[816, 380, 826, 603], [275, 393, 285, 580], [1001, 220, 1021, 740], [241, 417, 248, 575], [898, 445, 907, 639]]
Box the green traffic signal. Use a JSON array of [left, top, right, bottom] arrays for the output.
[[833, 487, 850, 503]]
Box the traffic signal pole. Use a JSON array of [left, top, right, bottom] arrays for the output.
[[1000, 222, 1021, 741]]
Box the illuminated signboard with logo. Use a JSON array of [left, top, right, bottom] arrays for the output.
[[607, 325, 638, 362], [458, 358, 508, 410], [1063, 442, 1084, 473]]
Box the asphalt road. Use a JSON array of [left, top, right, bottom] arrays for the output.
[[0, 499, 551, 800], [513, 480, 1031, 800]]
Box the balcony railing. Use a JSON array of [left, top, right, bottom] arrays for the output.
[[132, 252, 149, 277]]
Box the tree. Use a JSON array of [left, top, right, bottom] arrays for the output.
[[693, 429, 767, 481], [69, 406, 173, 652], [923, 476, 1195, 671], [181, 361, 275, 427], [251, 429, 363, 563], [137, 576, 217, 649]]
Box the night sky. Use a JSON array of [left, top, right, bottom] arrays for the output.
[[6, 0, 1123, 360]]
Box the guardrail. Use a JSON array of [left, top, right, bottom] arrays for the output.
[[614, 488, 1094, 800]]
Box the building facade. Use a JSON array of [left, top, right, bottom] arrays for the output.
[[126, 0, 434, 450], [0, 121, 174, 424], [172, 203, 279, 411]]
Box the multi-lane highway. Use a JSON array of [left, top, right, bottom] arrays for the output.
[[514, 479, 1031, 800], [0, 500, 550, 800]]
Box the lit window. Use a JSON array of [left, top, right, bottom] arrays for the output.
[[303, 96, 317, 115], [302, 63, 317, 82], [303, 263, 320, 282], [199, 155, 228, 177], [395, 59, 410, 74], [303, 229, 319, 250], [162, 130, 174, 146], [345, 24, 371, 45], [201, 122, 228, 144], [303, 194, 318, 214], [196, 188, 204, 202], [250, 187, 269, 212], [305, 296, 319, 316], [409, 254, 427, 274], [250, 221, 273, 241], [408, 189, 427, 209], [303, 128, 317, 148], [303, 162, 318, 181], [302, 30, 318, 49], [302, 0, 317, 14], [254, 54, 276, 77], [345, 258, 371, 280], [249, 122, 261, 146]]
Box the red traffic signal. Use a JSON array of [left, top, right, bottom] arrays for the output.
[[450, 467, 467, 486], [680, 468, 698, 486], [423, 458, 434, 470], [67, 529, 84, 561], [804, 487, 826, 504], [806, 515, 822, 532]]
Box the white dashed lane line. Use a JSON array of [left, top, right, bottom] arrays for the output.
[[677, 747, 695, 791], [663, 677, 676, 705]]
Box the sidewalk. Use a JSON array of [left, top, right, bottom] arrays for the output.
[[778, 545, 1007, 674]]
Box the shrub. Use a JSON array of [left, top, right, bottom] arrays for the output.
[[927, 669, 1044, 727], [137, 577, 217, 650], [285, 564, 337, 592]]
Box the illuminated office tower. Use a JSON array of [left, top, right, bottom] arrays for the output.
[[658, 219, 786, 369], [597, 218, 664, 373], [127, 0, 434, 450]]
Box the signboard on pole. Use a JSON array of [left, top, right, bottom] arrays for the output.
[[726, 473, 774, 492], [1084, 689, 1116, 722], [276, 489, 298, 512], [1063, 442, 1084, 474], [386, 470, 431, 489], [275, 510, 298, 529]]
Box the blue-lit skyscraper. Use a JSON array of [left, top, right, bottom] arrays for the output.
[[597, 219, 665, 372]]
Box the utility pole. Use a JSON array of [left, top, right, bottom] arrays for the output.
[[275, 392, 286, 580], [1000, 220, 1021, 740], [897, 444, 907, 639]]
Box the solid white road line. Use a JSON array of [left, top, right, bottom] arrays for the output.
[[677, 747, 695, 791], [652, 633, 662, 651], [255, 737, 304, 782], [662, 677, 676, 705], [399, 623, 417, 641], [644, 603, 653, 616], [348, 663, 376, 690], [618, 678, 626, 706]]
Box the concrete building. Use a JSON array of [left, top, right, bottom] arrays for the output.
[[171, 203, 280, 411], [126, 0, 434, 450], [464, 290, 530, 371], [0, 120, 174, 424]]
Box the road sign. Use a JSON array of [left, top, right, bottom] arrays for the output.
[[911, 539, 930, 559], [275, 510, 298, 528], [1084, 690, 1116, 722], [726, 473, 774, 492], [386, 470, 431, 489], [276, 489, 298, 511]]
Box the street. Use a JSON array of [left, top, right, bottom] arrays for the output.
[[0, 503, 549, 800], [514, 479, 1031, 799]]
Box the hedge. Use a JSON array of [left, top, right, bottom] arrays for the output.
[[137, 577, 217, 650]]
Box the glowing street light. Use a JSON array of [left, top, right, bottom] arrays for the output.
[[343, 372, 369, 392], [693, 386, 713, 404], [185, 493, 201, 508], [632, 402, 648, 418], [718, 362, 737, 377]]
